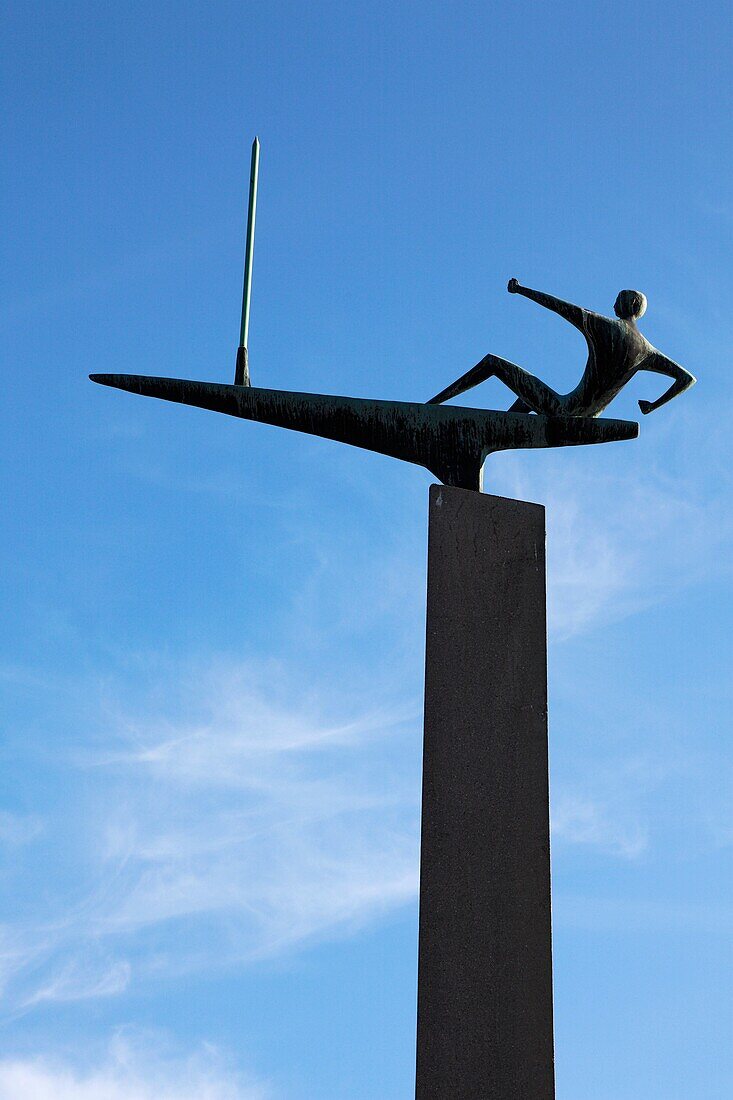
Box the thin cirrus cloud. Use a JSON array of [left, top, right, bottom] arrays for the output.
[[489, 404, 732, 639], [0, 812, 43, 848], [89, 663, 420, 958], [1, 651, 694, 1012], [551, 793, 648, 860], [0, 1029, 267, 1100], [2, 661, 420, 1009], [2, 402, 729, 1010], [21, 957, 131, 1008]]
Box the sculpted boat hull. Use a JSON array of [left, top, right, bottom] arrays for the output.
[[90, 374, 638, 491]]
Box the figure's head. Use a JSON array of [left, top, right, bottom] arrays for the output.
[[614, 289, 647, 320]]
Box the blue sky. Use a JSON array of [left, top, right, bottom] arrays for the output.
[[2, 1, 732, 1096]]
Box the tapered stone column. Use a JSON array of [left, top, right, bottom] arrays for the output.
[[415, 485, 555, 1099]]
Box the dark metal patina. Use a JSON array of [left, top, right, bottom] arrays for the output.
[[89, 141, 700, 491], [90, 277, 703, 492], [429, 279, 696, 418], [89, 373, 638, 491]]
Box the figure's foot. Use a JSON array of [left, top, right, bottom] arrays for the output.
[[427, 383, 459, 405]]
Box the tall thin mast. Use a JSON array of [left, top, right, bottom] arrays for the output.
[[235, 136, 260, 385]]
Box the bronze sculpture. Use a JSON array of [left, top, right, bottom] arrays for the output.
[[93, 275, 699, 492], [429, 279, 696, 416], [89, 372, 638, 492], [91, 144, 694, 494]]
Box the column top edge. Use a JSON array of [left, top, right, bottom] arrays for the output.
[[429, 483, 546, 515]]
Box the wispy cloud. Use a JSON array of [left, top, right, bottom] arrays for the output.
[[489, 405, 733, 638], [552, 794, 647, 859], [0, 1029, 267, 1100], [0, 812, 43, 849], [1, 405, 728, 1014], [22, 955, 131, 1007], [90, 665, 419, 961], [0, 659, 420, 1008], [548, 746, 691, 862]]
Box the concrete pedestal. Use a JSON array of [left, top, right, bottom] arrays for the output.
[[415, 485, 555, 1099]]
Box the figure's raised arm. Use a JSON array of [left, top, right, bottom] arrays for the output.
[[508, 278, 586, 330], [637, 352, 696, 415]]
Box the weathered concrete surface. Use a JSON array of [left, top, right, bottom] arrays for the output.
[[415, 485, 555, 1099]]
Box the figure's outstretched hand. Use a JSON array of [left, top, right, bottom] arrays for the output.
[[638, 399, 653, 415], [507, 278, 520, 294]]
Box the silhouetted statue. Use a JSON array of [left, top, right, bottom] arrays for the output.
[[92, 281, 672, 492], [428, 279, 696, 416]]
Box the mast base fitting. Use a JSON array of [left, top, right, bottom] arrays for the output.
[[234, 345, 251, 387]]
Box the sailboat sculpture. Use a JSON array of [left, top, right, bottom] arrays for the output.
[[89, 372, 636, 491], [90, 140, 637, 491]]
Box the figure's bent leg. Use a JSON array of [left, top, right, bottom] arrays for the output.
[[508, 397, 531, 413], [428, 356, 499, 406], [428, 353, 563, 415]]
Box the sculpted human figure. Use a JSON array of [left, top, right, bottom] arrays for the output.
[[91, 278, 658, 491], [428, 279, 696, 417]]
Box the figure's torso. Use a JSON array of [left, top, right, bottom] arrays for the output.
[[567, 314, 654, 416]]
